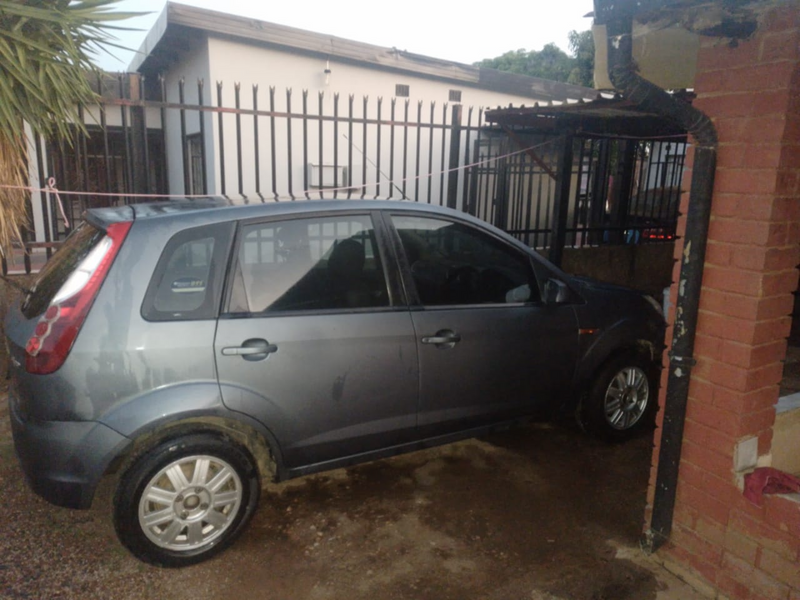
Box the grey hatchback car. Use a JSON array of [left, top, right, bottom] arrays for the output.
[[6, 199, 663, 567]]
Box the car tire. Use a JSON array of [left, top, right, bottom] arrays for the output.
[[579, 352, 658, 442], [113, 433, 260, 567]]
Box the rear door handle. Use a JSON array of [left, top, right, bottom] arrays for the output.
[[221, 338, 277, 361], [421, 330, 461, 348]]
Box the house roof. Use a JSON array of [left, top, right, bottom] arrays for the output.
[[484, 94, 692, 138], [131, 2, 597, 103]]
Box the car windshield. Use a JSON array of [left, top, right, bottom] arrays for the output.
[[22, 222, 105, 319]]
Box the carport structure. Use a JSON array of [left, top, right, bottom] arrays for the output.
[[483, 95, 689, 267], [586, 1, 800, 598]]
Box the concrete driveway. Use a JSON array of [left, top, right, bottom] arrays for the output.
[[0, 397, 707, 600]]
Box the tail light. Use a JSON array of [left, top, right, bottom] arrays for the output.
[[25, 221, 132, 374]]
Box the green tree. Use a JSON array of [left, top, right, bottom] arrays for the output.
[[0, 0, 133, 253], [476, 30, 595, 88], [567, 30, 595, 87]]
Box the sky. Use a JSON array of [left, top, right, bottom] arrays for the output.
[[94, 0, 596, 72]]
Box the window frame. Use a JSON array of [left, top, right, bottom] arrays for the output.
[[385, 211, 543, 310], [220, 210, 406, 318], [141, 221, 235, 322]]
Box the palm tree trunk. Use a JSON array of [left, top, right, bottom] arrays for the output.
[[0, 131, 30, 259]]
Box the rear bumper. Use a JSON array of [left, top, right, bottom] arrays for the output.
[[9, 393, 130, 509]]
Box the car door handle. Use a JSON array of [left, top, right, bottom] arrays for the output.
[[421, 330, 461, 347], [221, 339, 277, 360]]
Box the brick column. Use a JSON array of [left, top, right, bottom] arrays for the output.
[[645, 5, 800, 599]]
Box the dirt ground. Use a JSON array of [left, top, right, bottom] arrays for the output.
[[0, 280, 705, 600], [0, 411, 707, 600]]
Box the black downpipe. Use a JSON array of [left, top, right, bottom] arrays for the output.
[[596, 1, 718, 553]]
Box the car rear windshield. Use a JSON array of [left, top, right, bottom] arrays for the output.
[[22, 221, 106, 319]]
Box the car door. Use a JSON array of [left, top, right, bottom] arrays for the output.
[[387, 213, 580, 439], [214, 212, 418, 470]]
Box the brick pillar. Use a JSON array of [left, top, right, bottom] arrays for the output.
[[645, 5, 800, 599]]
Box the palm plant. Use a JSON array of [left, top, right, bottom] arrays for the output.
[[0, 0, 135, 255]]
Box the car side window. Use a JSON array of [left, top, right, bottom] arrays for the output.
[[142, 221, 234, 321], [229, 214, 390, 313], [391, 215, 538, 306]]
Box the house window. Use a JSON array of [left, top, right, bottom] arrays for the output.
[[307, 163, 350, 189], [449, 89, 462, 103], [395, 84, 410, 98], [186, 133, 206, 194]]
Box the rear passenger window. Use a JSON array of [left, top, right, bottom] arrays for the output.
[[228, 215, 389, 313], [142, 222, 234, 321]]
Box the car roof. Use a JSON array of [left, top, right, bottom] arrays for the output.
[[88, 197, 474, 227], [86, 196, 571, 282]]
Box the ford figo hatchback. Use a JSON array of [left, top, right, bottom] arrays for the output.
[[6, 199, 664, 567]]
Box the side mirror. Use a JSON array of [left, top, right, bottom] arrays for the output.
[[543, 278, 569, 305]]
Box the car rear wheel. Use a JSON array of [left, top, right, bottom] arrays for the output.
[[113, 433, 260, 567], [580, 352, 658, 442]]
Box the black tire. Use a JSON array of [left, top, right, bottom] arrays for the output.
[[579, 352, 658, 442], [113, 433, 260, 567]]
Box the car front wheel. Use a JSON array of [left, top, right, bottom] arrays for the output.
[[113, 433, 260, 567], [580, 352, 658, 441]]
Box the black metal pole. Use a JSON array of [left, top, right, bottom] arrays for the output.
[[375, 97, 381, 198], [447, 104, 462, 210], [318, 91, 324, 199], [302, 90, 309, 199], [179, 78, 190, 194], [427, 102, 435, 204], [198, 79, 208, 195], [288, 89, 295, 200], [594, 0, 718, 553], [548, 133, 574, 267], [270, 86, 278, 200], [438, 103, 447, 206], [347, 94, 354, 199], [139, 76, 152, 194], [414, 101, 421, 202], [216, 81, 226, 197], [235, 83, 245, 200], [159, 75, 170, 195], [402, 100, 409, 199], [33, 134, 52, 258], [461, 106, 473, 211], [389, 99, 396, 199], [361, 96, 368, 199], [333, 92, 339, 199]]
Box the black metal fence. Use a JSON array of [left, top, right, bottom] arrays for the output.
[[12, 73, 684, 275], [466, 130, 686, 250]]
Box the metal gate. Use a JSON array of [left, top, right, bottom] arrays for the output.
[[464, 131, 686, 251]]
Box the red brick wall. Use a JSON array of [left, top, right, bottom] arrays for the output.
[[645, 5, 800, 599]]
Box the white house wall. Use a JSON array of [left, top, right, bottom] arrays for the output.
[[24, 122, 49, 244], [161, 37, 214, 195], [156, 35, 561, 207], [207, 37, 551, 111]]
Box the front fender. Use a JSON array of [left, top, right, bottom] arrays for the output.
[[576, 317, 659, 387]]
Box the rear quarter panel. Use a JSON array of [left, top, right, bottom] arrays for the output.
[[22, 213, 223, 424]]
